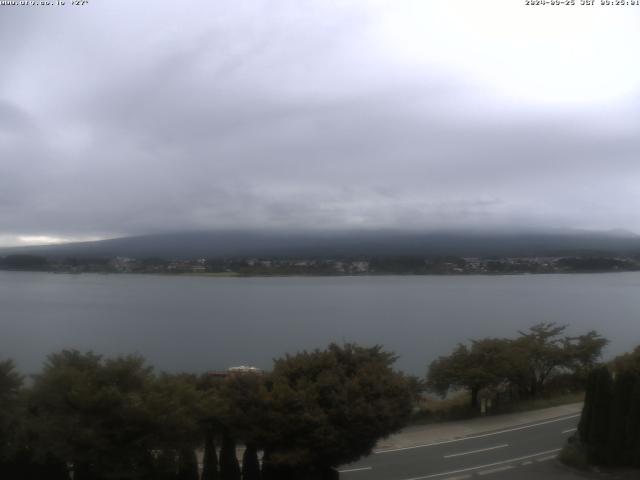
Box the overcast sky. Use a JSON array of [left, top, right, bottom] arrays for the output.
[[1, 0, 639, 246]]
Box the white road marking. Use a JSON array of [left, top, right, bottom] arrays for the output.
[[443, 444, 509, 459], [375, 414, 579, 454], [521, 460, 533, 465], [338, 466, 372, 473], [442, 475, 471, 480], [562, 428, 577, 434], [535, 455, 557, 462], [398, 448, 562, 480], [478, 465, 514, 476]]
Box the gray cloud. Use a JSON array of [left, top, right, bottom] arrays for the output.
[[0, 0, 639, 245]]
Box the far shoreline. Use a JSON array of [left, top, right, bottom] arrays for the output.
[[2, 269, 640, 278]]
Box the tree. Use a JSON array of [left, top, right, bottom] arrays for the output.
[[0, 359, 29, 480], [607, 371, 636, 465], [0, 359, 22, 456], [514, 323, 571, 396], [563, 331, 609, 380], [428, 324, 608, 405], [217, 372, 269, 449], [427, 339, 521, 408], [201, 429, 219, 480], [260, 343, 412, 476], [155, 449, 178, 480], [177, 449, 198, 480], [613, 345, 640, 375], [214, 370, 268, 480], [29, 350, 158, 480], [219, 429, 241, 480], [242, 444, 261, 480], [575, 346, 640, 468], [626, 377, 640, 467], [578, 366, 613, 465], [146, 373, 206, 452]]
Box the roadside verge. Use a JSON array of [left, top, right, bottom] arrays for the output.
[[375, 402, 583, 452]]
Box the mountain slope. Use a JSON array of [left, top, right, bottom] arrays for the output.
[[2, 229, 639, 259]]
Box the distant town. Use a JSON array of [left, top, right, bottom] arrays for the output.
[[1, 253, 639, 275]]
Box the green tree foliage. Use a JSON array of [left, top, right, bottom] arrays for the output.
[[612, 345, 640, 375], [1, 343, 415, 479], [201, 430, 219, 480], [29, 351, 158, 480], [0, 360, 34, 480], [427, 339, 518, 408], [241, 444, 261, 480], [514, 323, 573, 396], [0, 359, 23, 459], [576, 346, 640, 468], [428, 324, 608, 406], [260, 343, 413, 474], [578, 366, 613, 464], [627, 378, 640, 468], [177, 449, 199, 480], [219, 430, 241, 480], [146, 373, 205, 451], [155, 449, 178, 480], [217, 372, 269, 448], [565, 331, 610, 377]]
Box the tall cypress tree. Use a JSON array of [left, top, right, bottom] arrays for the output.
[[202, 430, 219, 480], [41, 454, 71, 480], [626, 377, 640, 467], [73, 461, 97, 480], [241, 444, 261, 480], [608, 371, 635, 465], [585, 366, 613, 465], [219, 431, 241, 480], [578, 367, 598, 443], [156, 450, 178, 480], [260, 450, 275, 480], [177, 449, 199, 480]]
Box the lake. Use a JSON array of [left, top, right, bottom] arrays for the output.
[[1, 271, 639, 375]]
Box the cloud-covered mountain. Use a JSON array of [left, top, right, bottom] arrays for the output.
[[3, 229, 639, 260]]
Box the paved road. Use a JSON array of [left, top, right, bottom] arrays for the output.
[[339, 413, 580, 480]]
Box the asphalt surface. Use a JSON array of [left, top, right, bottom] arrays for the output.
[[338, 413, 581, 480]]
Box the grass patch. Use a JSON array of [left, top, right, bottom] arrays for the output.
[[492, 391, 584, 415], [559, 444, 588, 470], [410, 391, 477, 424], [410, 391, 584, 426]]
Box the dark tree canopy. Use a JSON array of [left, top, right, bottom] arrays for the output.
[[261, 343, 413, 470], [612, 345, 640, 375], [2, 343, 414, 478], [427, 323, 608, 406], [242, 444, 261, 480], [0, 360, 23, 466], [219, 430, 241, 480], [201, 430, 219, 480], [29, 351, 159, 479], [427, 338, 519, 407], [576, 351, 640, 468]]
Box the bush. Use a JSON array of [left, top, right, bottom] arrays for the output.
[[559, 443, 588, 470]]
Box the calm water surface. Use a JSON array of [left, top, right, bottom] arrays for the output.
[[1, 271, 639, 375]]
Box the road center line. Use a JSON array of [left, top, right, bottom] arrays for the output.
[[337, 466, 372, 473], [443, 443, 509, 458], [478, 465, 513, 476], [399, 448, 562, 480], [375, 414, 579, 454], [562, 427, 577, 434]]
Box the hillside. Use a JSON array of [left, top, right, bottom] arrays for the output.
[[2, 229, 639, 260]]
